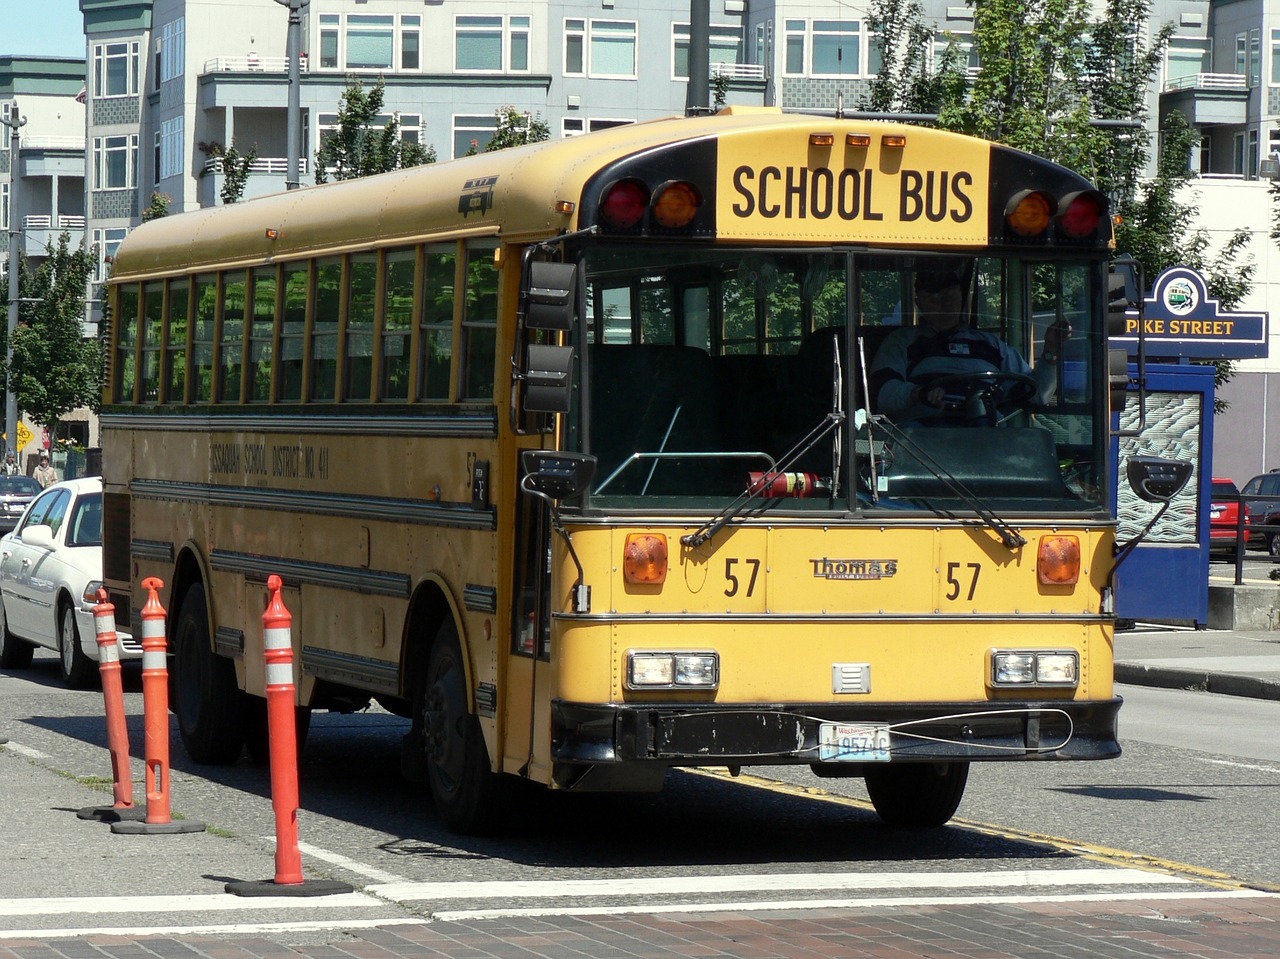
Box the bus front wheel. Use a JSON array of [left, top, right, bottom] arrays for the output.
[[421, 621, 498, 833], [864, 761, 969, 828], [172, 583, 247, 764]]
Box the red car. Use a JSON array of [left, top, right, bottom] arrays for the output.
[[1210, 478, 1250, 553]]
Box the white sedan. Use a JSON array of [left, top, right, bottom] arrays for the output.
[[0, 476, 140, 688]]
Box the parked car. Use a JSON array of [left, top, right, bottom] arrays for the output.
[[1209, 478, 1250, 554], [0, 476, 140, 688], [0, 475, 42, 534], [1240, 470, 1280, 556]]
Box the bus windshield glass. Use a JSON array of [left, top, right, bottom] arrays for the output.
[[572, 244, 1108, 516]]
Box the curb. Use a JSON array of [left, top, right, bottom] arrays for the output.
[[1116, 663, 1280, 702]]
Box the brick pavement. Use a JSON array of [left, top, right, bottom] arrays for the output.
[[3, 896, 1280, 959]]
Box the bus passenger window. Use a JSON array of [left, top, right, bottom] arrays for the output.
[[345, 254, 376, 401], [248, 267, 276, 403], [382, 250, 415, 401], [164, 279, 189, 404], [113, 285, 140, 403], [140, 282, 163, 403], [278, 265, 308, 402], [461, 244, 497, 400], [311, 258, 342, 401], [192, 276, 217, 403], [419, 244, 456, 401], [218, 271, 247, 403]]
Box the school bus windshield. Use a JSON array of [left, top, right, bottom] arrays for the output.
[[570, 244, 1109, 515]]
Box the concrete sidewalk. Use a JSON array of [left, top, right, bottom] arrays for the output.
[[1115, 625, 1280, 701]]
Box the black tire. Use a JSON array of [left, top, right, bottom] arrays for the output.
[[1269, 534, 1280, 559], [421, 620, 499, 832], [864, 762, 969, 828], [58, 602, 98, 689], [171, 583, 246, 764], [0, 600, 33, 669]]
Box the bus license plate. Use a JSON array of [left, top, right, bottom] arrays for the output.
[[818, 722, 891, 762]]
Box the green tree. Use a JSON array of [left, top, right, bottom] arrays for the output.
[[141, 191, 171, 221], [201, 140, 259, 203], [484, 106, 551, 152], [314, 78, 436, 183], [862, 0, 967, 117], [0, 234, 103, 443]]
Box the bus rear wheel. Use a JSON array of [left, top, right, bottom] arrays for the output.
[[421, 621, 498, 833], [172, 583, 246, 764], [864, 761, 969, 828]]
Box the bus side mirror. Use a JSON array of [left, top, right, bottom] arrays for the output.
[[524, 261, 577, 331], [1108, 348, 1129, 416], [1107, 257, 1142, 338], [523, 344, 574, 413], [521, 449, 597, 500], [1126, 456, 1192, 503]]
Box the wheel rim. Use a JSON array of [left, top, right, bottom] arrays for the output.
[[424, 656, 467, 797], [60, 608, 76, 676]]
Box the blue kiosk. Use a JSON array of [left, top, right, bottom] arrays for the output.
[[1109, 267, 1268, 626]]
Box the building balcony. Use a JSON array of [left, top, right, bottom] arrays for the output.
[[202, 156, 308, 177], [711, 62, 766, 81], [21, 214, 85, 255], [203, 55, 308, 74], [1161, 73, 1249, 127]]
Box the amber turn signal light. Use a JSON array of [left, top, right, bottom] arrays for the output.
[[623, 533, 669, 584], [1037, 535, 1081, 585]]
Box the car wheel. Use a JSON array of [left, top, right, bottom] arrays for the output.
[[0, 599, 34, 669], [1270, 535, 1280, 559], [58, 602, 98, 689]]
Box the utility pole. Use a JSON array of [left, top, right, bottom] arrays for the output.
[[273, 0, 310, 190], [685, 1, 711, 116], [1, 101, 25, 458]]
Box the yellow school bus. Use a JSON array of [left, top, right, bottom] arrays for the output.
[[104, 107, 1138, 831]]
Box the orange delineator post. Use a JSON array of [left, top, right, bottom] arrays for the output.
[[77, 591, 144, 822], [263, 574, 304, 884], [226, 575, 350, 897], [110, 578, 204, 835]]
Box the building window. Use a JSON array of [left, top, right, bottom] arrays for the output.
[[158, 19, 185, 84], [159, 117, 183, 180], [565, 19, 585, 74], [1237, 33, 1248, 77], [1, 102, 10, 153], [94, 41, 140, 98], [95, 135, 138, 190], [1250, 29, 1262, 87], [1249, 129, 1260, 179], [320, 14, 339, 69], [782, 19, 867, 77], [934, 30, 980, 77], [347, 15, 394, 70], [590, 20, 637, 78], [563, 117, 584, 137], [402, 15, 421, 71], [673, 23, 744, 79], [1166, 37, 1208, 86], [455, 15, 530, 72], [1271, 30, 1280, 86], [92, 227, 128, 281], [317, 13, 423, 71], [453, 115, 497, 158]]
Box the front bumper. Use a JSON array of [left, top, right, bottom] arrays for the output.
[[552, 698, 1121, 768]]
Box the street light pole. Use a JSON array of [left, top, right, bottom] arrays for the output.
[[2, 101, 25, 458], [273, 0, 310, 190]]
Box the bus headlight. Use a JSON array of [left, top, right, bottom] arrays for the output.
[[990, 650, 1078, 687], [626, 651, 719, 689]]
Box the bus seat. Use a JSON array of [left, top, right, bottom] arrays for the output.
[[588, 344, 723, 494]]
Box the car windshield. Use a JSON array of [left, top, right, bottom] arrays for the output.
[[0, 477, 40, 495]]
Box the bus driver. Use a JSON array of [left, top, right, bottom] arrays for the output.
[[869, 263, 1072, 423]]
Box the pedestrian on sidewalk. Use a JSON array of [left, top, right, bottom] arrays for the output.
[[33, 452, 58, 488]]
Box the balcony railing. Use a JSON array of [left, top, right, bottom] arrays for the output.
[[711, 62, 766, 81], [203, 55, 309, 74], [1163, 72, 1249, 93], [17, 135, 86, 151], [203, 156, 309, 176], [22, 215, 86, 230]]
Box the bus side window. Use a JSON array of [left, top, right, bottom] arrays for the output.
[[114, 284, 140, 403], [461, 242, 498, 400], [279, 263, 308, 402], [248, 266, 277, 403], [381, 249, 415, 401], [312, 257, 342, 401], [218, 270, 247, 403], [419, 244, 455, 401], [345, 253, 377, 401], [191, 275, 217, 403], [164, 279, 189, 404], [140, 281, 163, 403]]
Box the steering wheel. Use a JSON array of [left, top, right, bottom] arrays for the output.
[[921, 370, 1039, 422]]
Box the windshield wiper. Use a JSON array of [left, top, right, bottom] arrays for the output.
[[868, 414, 1027, 550], [684, 339, 846, 550]]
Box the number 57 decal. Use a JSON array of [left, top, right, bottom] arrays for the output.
[[945, 562, 981, 601], [724, 557, 761, 597]]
